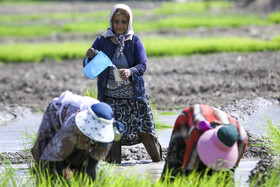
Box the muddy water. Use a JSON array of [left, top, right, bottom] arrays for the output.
[[0, 164, 29, 185], [0, 105, 280, 186], [0, 113, 42, 153], [117, 159, 259, 186], [240, 104, 280, 137]]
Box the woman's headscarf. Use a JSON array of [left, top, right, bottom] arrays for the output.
[[102, 4, 134, 57]]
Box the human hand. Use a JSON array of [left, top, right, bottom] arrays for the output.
[[113, 120, 124, 141], [63, 167, 73, 180], [119, 69, 131, 80], [86, 48, 98, 58]]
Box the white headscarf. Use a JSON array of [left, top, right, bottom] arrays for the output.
[[102, 4, 134, 57]]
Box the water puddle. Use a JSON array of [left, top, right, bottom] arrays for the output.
[[0, 104, 279, 186], [116, 158, 259, 186], [234, 158, 259, 186], [0, 113, 41, 152], [240, 104, 280, 137], [0, 164, 30, 186], [115, 161, 163, 181]]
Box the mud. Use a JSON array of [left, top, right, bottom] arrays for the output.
[[0, 130, 270, 165], [1, 51, 279, 113]]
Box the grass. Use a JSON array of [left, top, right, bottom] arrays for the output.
[[0, 13, 270, 37], [0, 42, 89, 63], [1, 35, 280, 63], [158, 111, 178, 116], [261, 117, 280, 156], [0, 1, 276, 37], [0, 0, 279, 63], [153, 1, 234, 15], [143, 36, 280, 56], [268, 11, 280, 23], [154, 15, 269, 29], [62, 20, 109, 33], [0, 157, 18, 186], [0, 9, 144, 23], [63, 14, 270, 33], [249, 118, 280, 186], [2, 117, 280, 186], [0, 24, 60, 37], [0, 13, 271, 36], [0, 157, 237, 187], [83, 87, 98, 99]]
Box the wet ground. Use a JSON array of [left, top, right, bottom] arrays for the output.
[[1, 102, 279, 152], [0, 103, 279, 186]]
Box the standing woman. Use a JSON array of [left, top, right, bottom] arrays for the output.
[[84, 4, 162, 163]]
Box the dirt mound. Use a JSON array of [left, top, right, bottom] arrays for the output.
[[1, 51, 279, 112]]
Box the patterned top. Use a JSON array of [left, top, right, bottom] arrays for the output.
[[31, 91, 111, 163], [163, 104, 248, 176], [40, 113, 110, 162], [105, 46, 135, 99]]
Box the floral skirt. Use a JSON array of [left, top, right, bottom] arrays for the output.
[[104, 95, 156, 145]]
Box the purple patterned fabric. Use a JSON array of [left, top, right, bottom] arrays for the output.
[[31, 103, 111, 164]]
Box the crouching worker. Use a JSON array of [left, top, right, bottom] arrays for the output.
[[31, 91, 124, 181], [161, 104, 248, 181]]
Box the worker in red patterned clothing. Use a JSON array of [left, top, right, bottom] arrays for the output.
[[161, 104, 248, 181]]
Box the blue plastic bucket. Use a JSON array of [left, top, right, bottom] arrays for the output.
[[83, 50, 113, 80]]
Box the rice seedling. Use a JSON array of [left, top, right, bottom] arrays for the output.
[[268, 11, 280, 23], [83, 86, 98, 99], [0, 1, 276, 37], [0, 156, 237, 187], [249, 117, 280, 186], [2, 115, 280, 187], [261, 117, 280, 156], [153, 1, 233, 15], [56, 14, 271, 33], [0, 42, 89, 63], [143, 36, 280, 56], [1, 35, 280, 63], [158, 111, 178, 116]]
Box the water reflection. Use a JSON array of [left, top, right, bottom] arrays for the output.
[[116, 161, 164, 181], [0, 164, 30, 185], [240, 104, 280, 137], [116, 158, 259, 186], [0, 113, 41, 152], [2, 104, 279, 152]]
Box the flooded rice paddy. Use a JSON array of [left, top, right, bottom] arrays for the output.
[[0, 104, 279, 186]]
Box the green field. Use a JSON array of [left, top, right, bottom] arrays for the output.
[[0, 1, 280, 63], [1, 36, 280, 63]]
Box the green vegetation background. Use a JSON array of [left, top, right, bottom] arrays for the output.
[[0, 1, 280, 63]]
